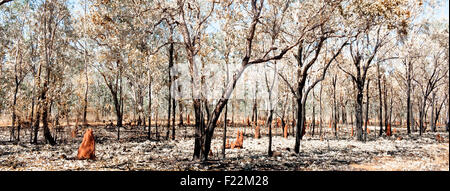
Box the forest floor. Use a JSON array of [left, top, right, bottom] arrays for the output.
[[0, 124, 448, 171]]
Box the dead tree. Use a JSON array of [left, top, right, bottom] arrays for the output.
[[338, 26, 389, 141]]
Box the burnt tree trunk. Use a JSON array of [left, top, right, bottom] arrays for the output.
[[167, 42, 174, 140], [319, 82, 323, 138], [433, 98, 445, 132], [364, 79, 370, 142], [172, 96, 176, 140], [11, 83, 19, 142], [383, 76, 389, 134], [332, 75, 338, 138], [430, 92, 436, 132], [355, 81, 364, 141], [406, 60, 412, 134], [156, 109, 159, 140], [222, 102, 228, 159], [312, 89, 316, 137], [193, 99, 206, 160], [294, 97, 304, 153], [222, 61, 230, 159], [42, 98, 56, 146], [377, 64, 383, 136], [266, 108, 274, 157], [30, 82, 35, 143], [148, 75, 152, 140], [252, 81, 258, 124]]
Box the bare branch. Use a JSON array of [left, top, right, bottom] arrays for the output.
[[0, 0, 13, 6]]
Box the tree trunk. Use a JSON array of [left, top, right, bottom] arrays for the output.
[[389, 90, 393, 132], [41, 97, 56, 145], [430, 92, 436, 132], [433, 98, 445, 132], [193, 100, 205, 160], [419, 99, 427, 136], [252, 81, 258, 124], [222, 102, 228, 159], [33, 105, 40, 144], [294, 97, 303, 153], [30, 83, 35, 144], [167, 93, 172, 140], [172, 97, 176, 140], [383, 77, 389, 134], [364, 79, 370, 142], [355, 82, 364, 141], [377, 64, 383, 136], [222, 61, 230, 159], [406, 61, 412, 134], [167, 42, 174, 141], [266, 109, 274, 157], [111, 89, 122, 140], [195, 64, 248, 161], [291, 96, 296, 137], [156, 109, 159, 140], [148, 76, 152, 140], [11, 83, 19, 142], [319, 82, 323, 137], [333, 76, 338, 138], [312, 89, 316, 137], [178, 100, 184, 126], [83, 60, 88, 126]]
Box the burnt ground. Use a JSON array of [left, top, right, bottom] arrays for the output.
[[0, 123, 448, 171]]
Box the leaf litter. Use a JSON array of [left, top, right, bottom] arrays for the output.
[[0, 125, 448, 171]]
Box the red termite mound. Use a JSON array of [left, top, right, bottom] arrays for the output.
[[77, 128, 96, 160]]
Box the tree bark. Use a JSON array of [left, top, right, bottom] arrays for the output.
[[312, 89, 316, 137], [267, 108, 274, 156], [41, 98, 56, 145], [167, 42, 174, 140], [30, 85, 35, 143], [433, 97, 445, 132], [319, 82, 323, 138], [156, 108, 159, 140], [364, 79, 370, 142], [355, 82, 364, 141], [377, 63, 383, 136], [406, 60, 412, 134], [294, 97, 304, 153], [11, 83, 19, 142], [148, 75, 152, 140], [383, 76, 389, 134], [222, 102, 228, 159], [222, 60, 230, 159], [172, 96, 176, 140], [430, 92, 436, 132], [332, 75, 338, 138]]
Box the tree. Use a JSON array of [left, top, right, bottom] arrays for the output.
[[278, 37, 347, 152], [30, 0, 74, 145]]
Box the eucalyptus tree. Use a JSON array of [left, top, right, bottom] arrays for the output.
[[0, 0, 33, 141], [336, 0, 417, 141], [413, 35, 447, 135], [276, 0, 348, 153], [169, 0, 315, 160], [29, 0, 75, 145], [87, 0, 168, 140]]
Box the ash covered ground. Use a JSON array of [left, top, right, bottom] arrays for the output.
[[0, 124, 448, 171]]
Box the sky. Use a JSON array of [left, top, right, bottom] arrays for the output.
[[423, 0, 449, 23], [435, 0, 449, 20], [66, 0, 450, 21]]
